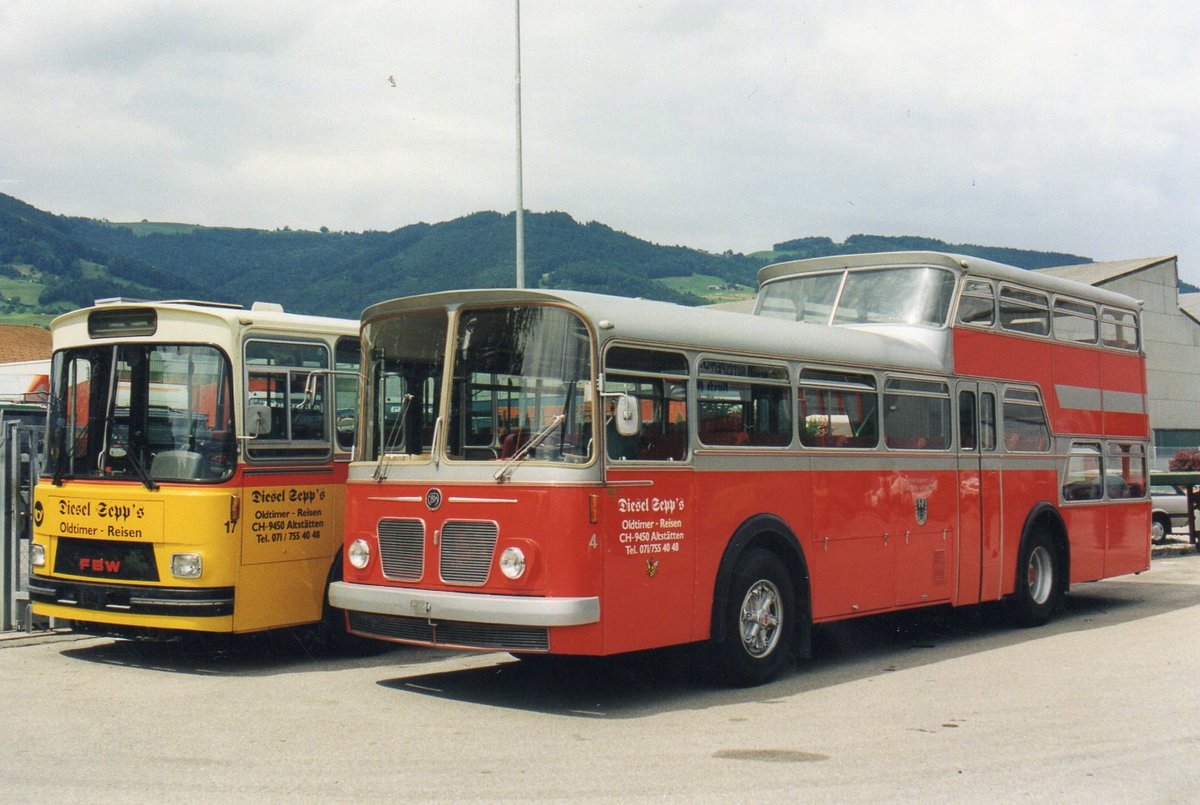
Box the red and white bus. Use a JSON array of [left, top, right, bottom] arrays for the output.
[[330, 251, 1150, 685]]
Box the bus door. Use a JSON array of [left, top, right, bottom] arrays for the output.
[[237, 338, 346, 631], [599, 348, 695, 654], [954, 381, 1000, 605]]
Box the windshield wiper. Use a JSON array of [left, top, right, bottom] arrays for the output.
[[125, 447, 159, 492], [373, 393, 414, 481], [493, 414, 566, 483]]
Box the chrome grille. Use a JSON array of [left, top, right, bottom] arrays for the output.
[[377, 518, 425, 581], [439, 520, 498, 585]]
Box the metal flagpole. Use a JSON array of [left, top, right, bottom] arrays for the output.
[[514, 0, 526, 288]]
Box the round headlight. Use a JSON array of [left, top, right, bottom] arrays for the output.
[[347, 538, 371, 570], [498, 546, 526, 580]]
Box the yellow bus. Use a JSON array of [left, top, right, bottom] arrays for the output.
[[29, 299, 360, 640]]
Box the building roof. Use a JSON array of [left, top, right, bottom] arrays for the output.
[[1179, 292, 1200, 324], [1038, 256, 1177, 287], [0, 323, 51, 363]]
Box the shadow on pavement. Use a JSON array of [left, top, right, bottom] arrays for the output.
[[377, 560, 1200, 719]]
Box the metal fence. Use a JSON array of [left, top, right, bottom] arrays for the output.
[[2, 408, 45, 631]]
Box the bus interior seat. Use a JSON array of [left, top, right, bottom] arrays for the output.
[[150, 450, 205, 480]]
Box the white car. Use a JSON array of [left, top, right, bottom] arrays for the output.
[[1150, 484, 1190, 543]]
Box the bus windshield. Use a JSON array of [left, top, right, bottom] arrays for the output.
[[450, 306, 594, 463], [364, 305, 595, 464], [757, 266, 957, 327], [48, 344, 236, 484]]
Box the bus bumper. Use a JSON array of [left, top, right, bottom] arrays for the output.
[[328, 581, 599, 627], [28, 575, 234, 616]]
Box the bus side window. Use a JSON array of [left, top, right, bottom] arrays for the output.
[[959, 390, 977, 450], [334, 336, 360, 452], [603, 347, 689, 462], [1063, 443, 1103, 501], [797, 368, 878, 449], [1001, 387, 1051, 452]]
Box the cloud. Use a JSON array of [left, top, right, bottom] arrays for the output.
[[1, 1, 1198, 281]]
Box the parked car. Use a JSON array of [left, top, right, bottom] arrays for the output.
[[1150, 484, 1190, 543]]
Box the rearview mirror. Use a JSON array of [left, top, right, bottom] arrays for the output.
[[246, 402, 272, 438], [614, 393, 640, 438]]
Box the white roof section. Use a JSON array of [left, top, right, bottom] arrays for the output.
[[50, 299, 357, 342], [363, 288, 950, 375]]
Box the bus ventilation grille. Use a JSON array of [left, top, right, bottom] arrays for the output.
[[347, 611, 549, 652], [439, 520, 498, 585], [378, 518, 425, 581]]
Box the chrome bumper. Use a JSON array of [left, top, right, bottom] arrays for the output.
[[328, 581, 599, 627]]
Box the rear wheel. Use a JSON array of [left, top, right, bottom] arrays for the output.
[[714, 550, 794, 687], [1009, 529, 1063, 627], [1151, 514, 1170, 544]]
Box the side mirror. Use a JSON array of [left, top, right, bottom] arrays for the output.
[[246, 402, 272, 438], [614, 393, 640, 438]]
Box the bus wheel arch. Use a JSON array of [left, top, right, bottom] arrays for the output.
[[1009, 503, 1069, 627], [710, 514, 811, 686]]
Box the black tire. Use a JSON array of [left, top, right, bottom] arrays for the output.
[[1151, 514, 1170, 544], [1009, 529, 1064, 627], [713, 549, 795, 687]]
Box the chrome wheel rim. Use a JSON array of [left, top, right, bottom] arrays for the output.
[[1026, 545, 1054, 605], [739, 579, 783, 658]]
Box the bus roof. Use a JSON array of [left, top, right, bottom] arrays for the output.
[[757, 251, 1142, 312], [50, 299, 357, 343], [363, 288, 950, 375]]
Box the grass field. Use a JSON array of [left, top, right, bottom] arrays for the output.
[[659, 274, 755, 304]]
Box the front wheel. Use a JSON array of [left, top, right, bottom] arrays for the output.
[[713, 550, 795, 687], [1009, 529, 1064, 627]]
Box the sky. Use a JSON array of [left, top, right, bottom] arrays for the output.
[[2, 1, 1199, 283]]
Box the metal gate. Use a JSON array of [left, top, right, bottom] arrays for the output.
[[2, 408, 45, 631]]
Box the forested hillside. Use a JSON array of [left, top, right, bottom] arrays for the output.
[[1, 191, 1104, 324], [0, 194, 207, 323], [61, 210, 763, 318]]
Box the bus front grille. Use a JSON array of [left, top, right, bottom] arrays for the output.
[[439, 520, 498, 585], [347, 611, 549, 652], [377, 519, 425, 581]]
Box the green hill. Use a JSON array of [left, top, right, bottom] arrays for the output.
[[1, 191, 1107, 324]]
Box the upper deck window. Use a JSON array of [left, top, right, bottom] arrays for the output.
[[999, 287, 1050, 336], [1053, 299, 1099, 345], [758, 266, 956, 328], [757, 271, 842, 324], [831, 267, 956, 327], [956, 280, 996, 326], [1100, 308, 1140, 352]]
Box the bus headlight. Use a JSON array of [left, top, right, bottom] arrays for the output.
[[31, 543, 46, 568], [348, 539, 371, 570], [171, 553, 202, 579], [499, 546, 526, 580]]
